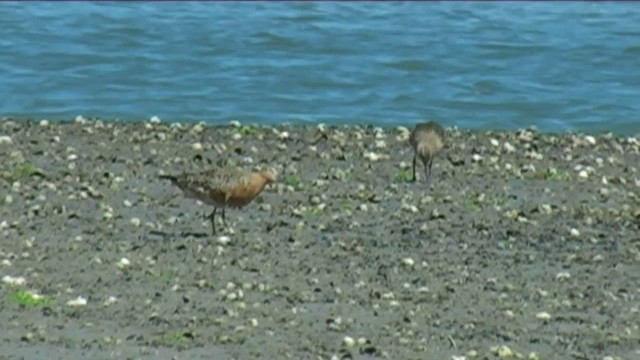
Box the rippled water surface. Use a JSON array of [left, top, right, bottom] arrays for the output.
[[1, 2, 639, 133]]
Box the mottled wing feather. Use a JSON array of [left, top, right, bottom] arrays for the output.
[[207, 168, 251, 192], [172, 172, 210, 197], [175, 167, 250, 200]]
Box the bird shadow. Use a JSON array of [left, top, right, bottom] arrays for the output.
[[142, 230, 211, 243]]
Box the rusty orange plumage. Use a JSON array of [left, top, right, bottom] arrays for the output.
[[159, 167, 278, 234]]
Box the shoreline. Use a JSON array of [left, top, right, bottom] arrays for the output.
[[1, 117, 638, 359], [2, 115, 636, 137]]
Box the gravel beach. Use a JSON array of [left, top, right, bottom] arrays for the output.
[[0, 117, 638, 360]]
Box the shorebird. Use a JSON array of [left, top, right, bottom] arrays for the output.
[[158, 166, 278, 235], [409, 120, 445, 186]]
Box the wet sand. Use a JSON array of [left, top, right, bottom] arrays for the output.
[[0, 118, 638, 360]]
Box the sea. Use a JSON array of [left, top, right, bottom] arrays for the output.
[[1, 1, 639, 134]]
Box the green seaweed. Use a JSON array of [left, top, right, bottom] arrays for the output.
[[340, 202, 353, 211], [537, 167, 572, 181], [284, 174, 302, 187], [305, 207, 324, 217], [9, 290, 51, 307], [164, 331, 194, 344], [464, 199, 480, 212], [7, 163, 44, 181], [395, 170, 414, 183], [232, 125, 256, 136]]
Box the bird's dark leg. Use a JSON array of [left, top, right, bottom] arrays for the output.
[[424, 158, 433, 188], [207, 208, 217, 235], [412, 153, 417, 182], [221, 207, 227, 227]]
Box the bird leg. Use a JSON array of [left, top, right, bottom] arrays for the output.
[[424, 159, 434, 188], [411, 153, 418, 182], [207, 208, 217, 235], [221, 207, 227, 227]]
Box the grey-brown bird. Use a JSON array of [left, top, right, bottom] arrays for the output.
[[409, 120, 445, 186], [158, 166, 278, 235]]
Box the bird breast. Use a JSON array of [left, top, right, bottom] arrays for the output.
[[226, 181, 266, 208]]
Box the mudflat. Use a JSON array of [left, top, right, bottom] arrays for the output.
[[0, 118, 638, 360]]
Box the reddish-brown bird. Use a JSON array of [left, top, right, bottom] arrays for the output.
[[409, 120, 445, 186], [159, 167, 278, 234]]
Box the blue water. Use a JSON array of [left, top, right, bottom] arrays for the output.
[[1, 1, 639, 134]]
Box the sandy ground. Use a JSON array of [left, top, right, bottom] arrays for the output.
[[0, 117, 638, 360]]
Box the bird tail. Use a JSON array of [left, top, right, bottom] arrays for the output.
[[417, 132, 443, 157]]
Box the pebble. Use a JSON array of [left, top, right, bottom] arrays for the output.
[[0, 135, 12, 144], [342, 336, 356, 347], [555, 271, 571, 280], [191, 142, 203, 151], [67, 296, 88, 307], [149, 116, 161, 123], [584, 135, 596, 145], [116, 258, 131, 269], [396, 126, 409, 133], [569, 228, 580, 237], [403, 204, 418, 213], [2, 275, 26, 286], [363, 151, 383, 162], [104, 296, 118, 306], [192, 123, 205, 134], [536, 311, 551, 321], [130, 218, 141, 227], [503, 142, 516, 153], [496, 345, 514, 358], [217, 236, 232, 245], [402, 258, 415, 267]]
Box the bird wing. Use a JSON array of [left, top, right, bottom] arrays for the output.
[[167, 167, 252, 204]]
